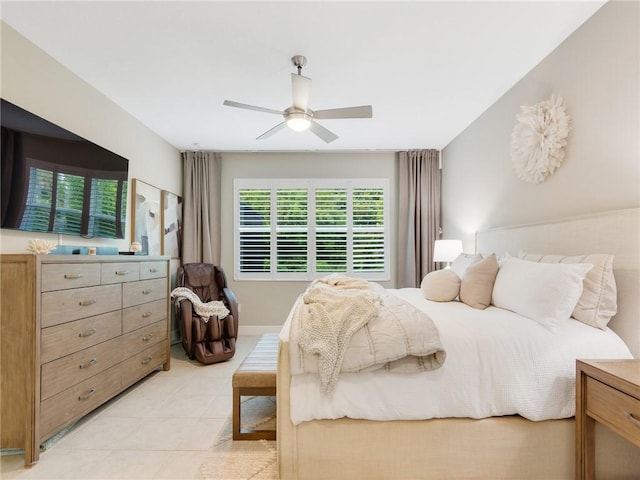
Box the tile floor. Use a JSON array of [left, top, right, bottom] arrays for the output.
[[1, 335, 262, 480]]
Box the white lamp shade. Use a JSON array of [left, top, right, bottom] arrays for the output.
[[433, 239, 463, 263]]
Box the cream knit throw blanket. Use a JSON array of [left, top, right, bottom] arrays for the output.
[[297, 275, 382, 394], [170, 287, 230, 322], [290, 276, 446, 395]]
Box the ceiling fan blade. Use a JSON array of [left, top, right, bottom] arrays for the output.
[[257, 121, 287, 140], [223, 100, 283, 115], [309, 121, 338, 144], [313, 105, 373, 119], [291, 74, 311, 111]]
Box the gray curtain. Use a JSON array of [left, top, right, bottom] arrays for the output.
[[181, 151, 222, 265], [397, 149, 441, 287]]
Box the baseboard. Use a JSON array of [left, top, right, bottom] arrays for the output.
[[239, 325, 283, 336]]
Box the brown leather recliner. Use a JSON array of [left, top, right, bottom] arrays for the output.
[[175, 263, 239, 364]]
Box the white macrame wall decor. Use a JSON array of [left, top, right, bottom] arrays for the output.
[[509, 94, 571, 184]]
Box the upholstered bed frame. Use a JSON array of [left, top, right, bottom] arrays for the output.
[[475, 208, 639, 359], [277, 208, 640, 479]]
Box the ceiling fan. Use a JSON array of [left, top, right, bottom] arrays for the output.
[[223, 55, 372, 143]]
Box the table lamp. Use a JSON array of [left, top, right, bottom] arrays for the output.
[[433, 239, 463, 269]]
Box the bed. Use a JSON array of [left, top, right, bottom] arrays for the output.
[[276, 208, 640, 480]]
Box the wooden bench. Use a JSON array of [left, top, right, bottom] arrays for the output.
[[232, 333, 278, 440]]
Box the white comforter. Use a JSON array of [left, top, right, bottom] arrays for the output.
[[283, 288, 633, 424]]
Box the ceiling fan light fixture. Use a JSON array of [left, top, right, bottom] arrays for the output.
[[223, 55, 372, 143], [285, 112, 311, 131]]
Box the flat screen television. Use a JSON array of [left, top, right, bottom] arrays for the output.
[[1, 99, 129, 239]]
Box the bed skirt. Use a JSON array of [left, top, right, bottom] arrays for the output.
[[277, 338, 639, 480]]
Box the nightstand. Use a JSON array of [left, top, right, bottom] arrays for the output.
[[576, 359, 640, 480]]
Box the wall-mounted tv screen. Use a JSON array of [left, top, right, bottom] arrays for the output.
[[1, 99, 129, 239]]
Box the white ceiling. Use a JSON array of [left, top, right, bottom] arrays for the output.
[[1, 1, 606, 152]]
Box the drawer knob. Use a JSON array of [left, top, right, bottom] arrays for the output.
[[64, 273, 84, 280], [142, 289, 152, 295], [78, 388, 96, 401], [142, 333, 154, 342], [142, 312, 152, 318], [149, 268, 159, 273], [141, 356, 153, 365], [79, 358, 97, 369], [79, 299, 97, 307], [78, 328, 97, 338], [115, 270, 130, 276], [626, 411, 640, 428]]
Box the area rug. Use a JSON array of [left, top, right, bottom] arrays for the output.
[[199, 396, 277, 480]]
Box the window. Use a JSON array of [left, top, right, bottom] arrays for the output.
[[235, 178, 389, 281]]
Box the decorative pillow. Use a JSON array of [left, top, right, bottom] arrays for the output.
[[421, 269, 461, 302], [450, 253, 482, 279], [518, 251, 617, 329], [492, 257, 593, 331], [460, 253, 499, 310]]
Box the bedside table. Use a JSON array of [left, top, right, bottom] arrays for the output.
[[576, 359, 640, 480]]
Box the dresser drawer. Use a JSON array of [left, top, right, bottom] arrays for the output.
[[41, 336, 123, 401], [41, 263, 101, 292], [122, 299, 166, 334], [586, 377, 640, 448], [101, 262, 140, 284], [122, 342, 167, 388], [41, 310, 122, 364], [122, 320, 167, 357], [122, 278, 167, 308], [41, 284, 122, 328], [139, 261, 167, 280], [40, 364, 122, 441]]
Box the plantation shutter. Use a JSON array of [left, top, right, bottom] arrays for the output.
[[238, 188, 271, 273], [315, 188, 347, 273], [276, 188, 308, 272], [235, 178, 388, 281], [353, 187, 385, 272]]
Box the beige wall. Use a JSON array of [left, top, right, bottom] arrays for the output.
[[0, 22, 182, 254], [221, 152, 396, 327], [441, 1, 639, 253]]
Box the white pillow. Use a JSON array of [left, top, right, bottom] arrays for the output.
[[517, 251, 617, 329], [421, 269, 461, 302], [492, 257, 593, 331], [450, 253, 481, 279]]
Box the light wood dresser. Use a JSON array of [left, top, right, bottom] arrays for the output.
[[0, 254, 171, 466], [576, 359, 640, 479]]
